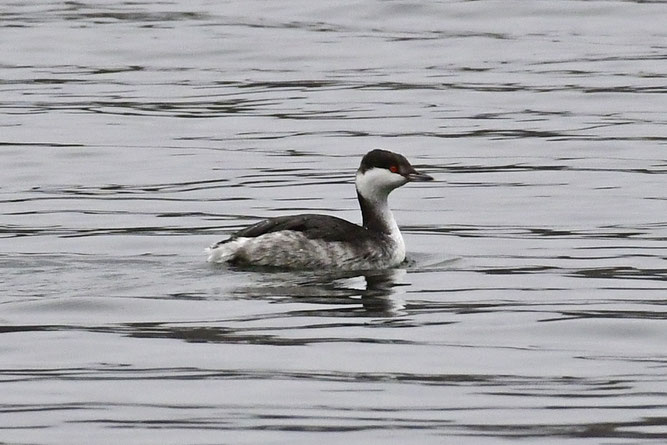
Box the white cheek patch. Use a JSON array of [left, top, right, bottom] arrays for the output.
[[355, 168, 406, 200]]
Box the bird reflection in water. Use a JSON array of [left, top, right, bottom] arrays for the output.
[[233, 268, 407, 317], [360, 270, 406, 316]]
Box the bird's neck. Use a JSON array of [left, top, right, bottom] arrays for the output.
[[357, 191, 400, 237], [355, 170, 404, 248]]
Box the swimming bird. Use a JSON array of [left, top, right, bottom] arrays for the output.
[[207, 149, 433, 270]]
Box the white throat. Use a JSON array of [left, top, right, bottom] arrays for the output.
[[355, 168, 406, 204], [355, 169, 406, 256]]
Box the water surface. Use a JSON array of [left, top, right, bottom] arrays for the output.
[[1, 1, 666, 443]]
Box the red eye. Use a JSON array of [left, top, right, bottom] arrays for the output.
[[389, 165, 398, 173]]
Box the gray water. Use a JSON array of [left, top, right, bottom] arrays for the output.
[[1, 1, 666, 443]]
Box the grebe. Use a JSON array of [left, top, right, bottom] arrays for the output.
[[206, 149, 433, 270]]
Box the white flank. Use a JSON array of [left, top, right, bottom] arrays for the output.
[[206, 237, 250, 263]]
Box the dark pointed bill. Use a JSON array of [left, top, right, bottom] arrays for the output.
[[404, 168, 433, 182]]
